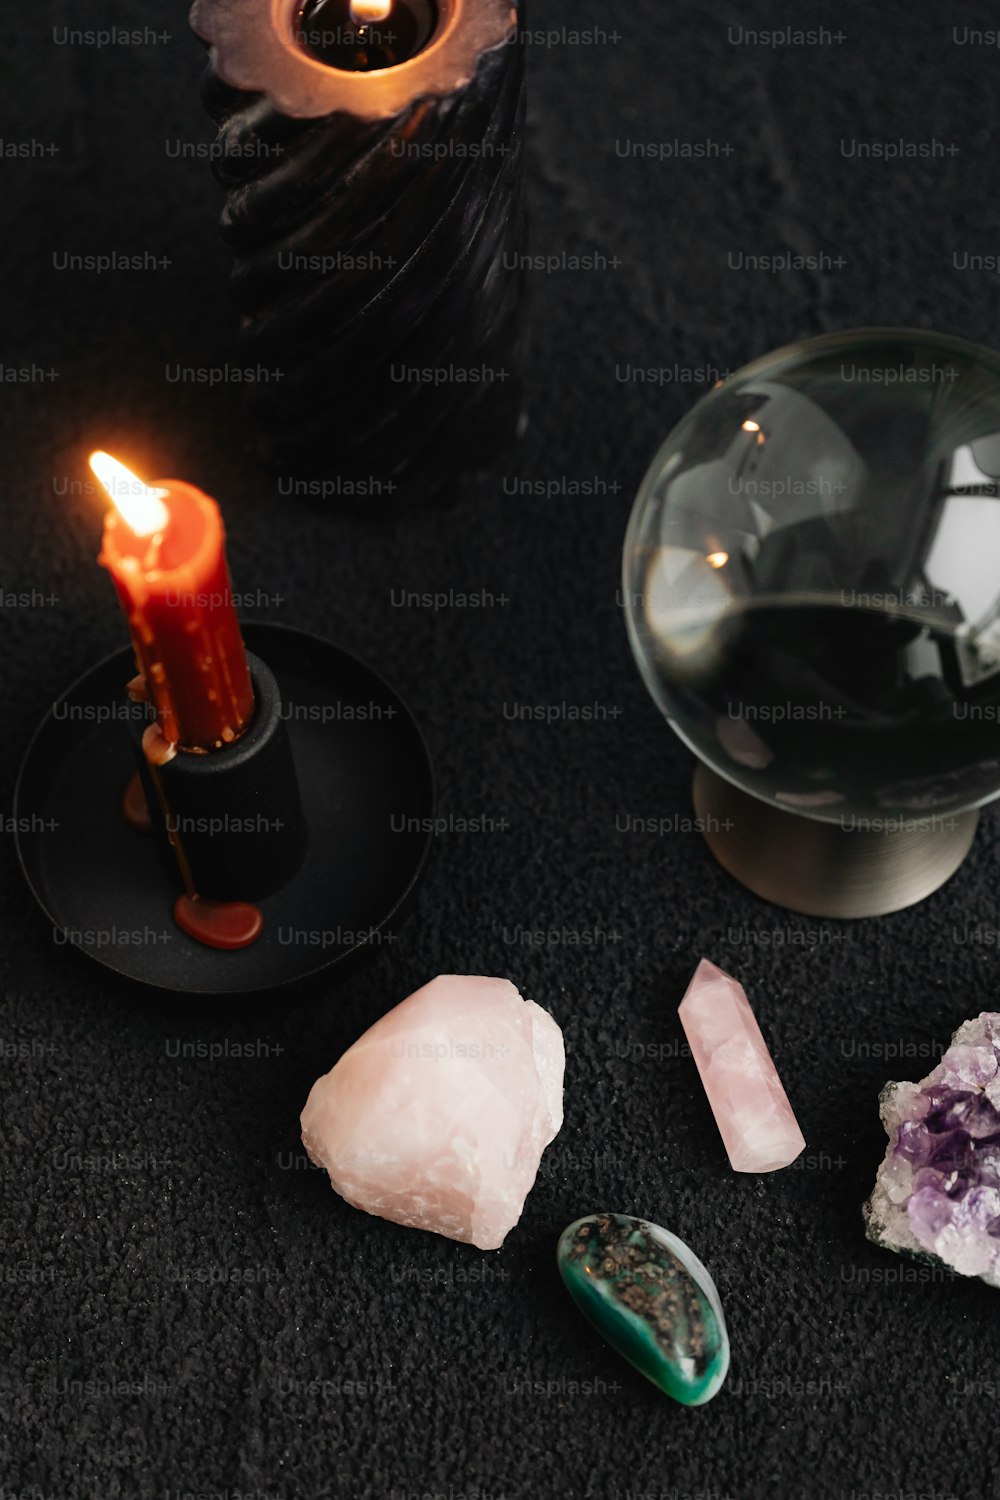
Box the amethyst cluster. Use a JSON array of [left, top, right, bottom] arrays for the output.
[[864, 1013, 1000, 1287]]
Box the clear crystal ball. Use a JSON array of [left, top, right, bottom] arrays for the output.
[[623, 329, 1000, 822]]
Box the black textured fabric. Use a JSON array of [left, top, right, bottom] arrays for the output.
[[2, 2, 996, 1496]]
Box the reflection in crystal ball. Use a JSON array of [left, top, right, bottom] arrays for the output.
[[623, 330, 1000, 822]]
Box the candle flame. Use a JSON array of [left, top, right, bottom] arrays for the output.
[[350, 0, 391, 22], [706, 551, 729, 569], [90, 451, 170, 537], [741, 419, 761, 433]]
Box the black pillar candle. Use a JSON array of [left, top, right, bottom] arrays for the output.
[[190, 0, 526, 510]]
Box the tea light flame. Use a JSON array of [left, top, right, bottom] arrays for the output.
[[350, 0, 392, 23], [90, 451, 170, 537]]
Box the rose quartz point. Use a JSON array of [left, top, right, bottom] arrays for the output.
[[678, 958, 805, 1173], [301, 974, 565, 1250]]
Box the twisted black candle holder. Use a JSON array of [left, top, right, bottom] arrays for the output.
[[192, 0, 526, 509]]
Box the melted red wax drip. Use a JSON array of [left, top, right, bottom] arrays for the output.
[[173, 894, 264, 951], [121, 771, 154, 835], [121, 676, 263, 953]]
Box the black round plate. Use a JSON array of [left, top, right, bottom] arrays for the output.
[[14, 623, 434, 994]]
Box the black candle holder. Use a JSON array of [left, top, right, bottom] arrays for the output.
[[15, 624, 434, 994], [130, 651, 308, 901], [190, 0, 526, 510]]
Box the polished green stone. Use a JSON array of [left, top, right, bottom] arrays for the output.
[[556, 1213, 730, 1406]]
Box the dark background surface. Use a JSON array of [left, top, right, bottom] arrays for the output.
[[2, 1, 998, 1496]]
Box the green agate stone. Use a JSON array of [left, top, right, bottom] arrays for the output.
[[556, 1213, 730, 1406]]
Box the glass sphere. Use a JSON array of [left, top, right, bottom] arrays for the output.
[[623, 329, 1000, 823]]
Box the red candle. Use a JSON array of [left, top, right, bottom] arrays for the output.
[[92, 452, 254, 753]]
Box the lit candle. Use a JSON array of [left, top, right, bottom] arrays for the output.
[[296, 0, 437, 71], [92, 453, 254, 755], [191, 0, 524, 504]]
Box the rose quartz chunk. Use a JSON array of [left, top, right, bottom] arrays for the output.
[[301, 975, 565, 1250], [678, 958, 805, 1173]]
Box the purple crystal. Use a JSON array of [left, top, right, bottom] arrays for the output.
[[864, 1013, 1000, 1288]]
